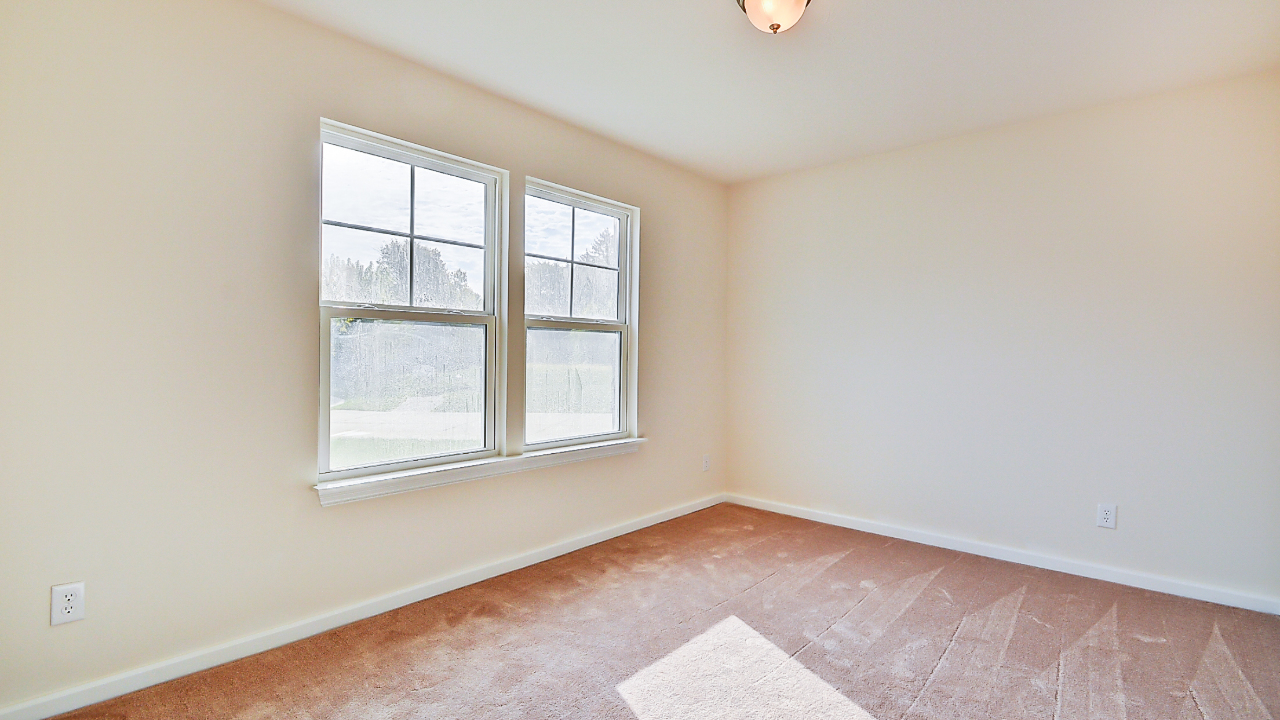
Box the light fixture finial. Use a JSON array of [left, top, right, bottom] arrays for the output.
[[736, 0, 810, 35]]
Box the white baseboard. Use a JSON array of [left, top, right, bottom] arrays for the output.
[[0, 493, 729, 720], [10, 491, 1272, 719], [724, 493, 1280, 616]]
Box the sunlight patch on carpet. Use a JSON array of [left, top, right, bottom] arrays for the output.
[[617, 615, 876, 720]]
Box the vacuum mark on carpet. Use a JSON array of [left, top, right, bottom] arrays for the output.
[[1178, 623, 1273, 720], [900, 586, 1026, 719], [1054, 604, 1127, 720]]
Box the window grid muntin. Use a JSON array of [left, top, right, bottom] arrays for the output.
[[525, 251, 615, 272], [568, 208, 575, 319], [408, 165, 414, 306]]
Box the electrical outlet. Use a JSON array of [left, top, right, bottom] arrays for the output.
[[1096, 503, 1117, 529], [51, 582, 85, 626], [702, 454, 710, 472]]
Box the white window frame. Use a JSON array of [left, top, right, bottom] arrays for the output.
[[317, 119, 507, 482], [313, 122, 644, 506], [523, 179, 640, 452]]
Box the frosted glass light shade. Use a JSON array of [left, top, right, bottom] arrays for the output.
[[741, 0, 808, 34]]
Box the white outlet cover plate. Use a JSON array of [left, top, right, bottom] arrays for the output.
[[1097, 503, 1117, 529], [51, 582, 85, 625]]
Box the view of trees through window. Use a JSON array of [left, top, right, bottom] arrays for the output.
[[525, 191, 626, 445], [322, 139, 492, 470], [322, 237, 482, 310], [525, 195, 621, 320]]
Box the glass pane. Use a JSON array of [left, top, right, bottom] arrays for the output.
[[322, 144, 410, 233], [526, 258, 571, 317], [321, 225, 408, 305], [526, 328, 620, 445], [572, 265, 619, 321], [525, 195, 572, 260], [574, 208, 619, 268], [414, 167, 486, 246], [329, 319, 486, 470], [413, 240, 484, 311]]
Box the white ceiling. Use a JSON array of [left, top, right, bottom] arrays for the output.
[[263, 0, 1280, 182]]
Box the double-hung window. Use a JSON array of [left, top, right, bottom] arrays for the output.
[[315, 121, 639, 502], [318, 121, 504, 479], [524, 182, 636, 449]]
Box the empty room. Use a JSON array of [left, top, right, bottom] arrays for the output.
[[2, 1, 1278, 718]]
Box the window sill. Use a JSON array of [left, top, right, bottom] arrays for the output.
[[314, 437, 647, 507]]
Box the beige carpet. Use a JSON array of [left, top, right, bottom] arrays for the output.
[[57, 503, 1279, 719]]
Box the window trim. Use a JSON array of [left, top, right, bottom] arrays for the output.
[[523, 178, 640, 452], [317, 119, 509, 481], [315, 437, 647, 506]]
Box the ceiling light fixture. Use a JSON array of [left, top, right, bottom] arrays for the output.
[[736, 0, 811, 34]]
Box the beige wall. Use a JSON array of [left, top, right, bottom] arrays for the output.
[[728, 69, 1280, 601], [4, 0, 1278, 711], [0, 0, 728, 708]]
